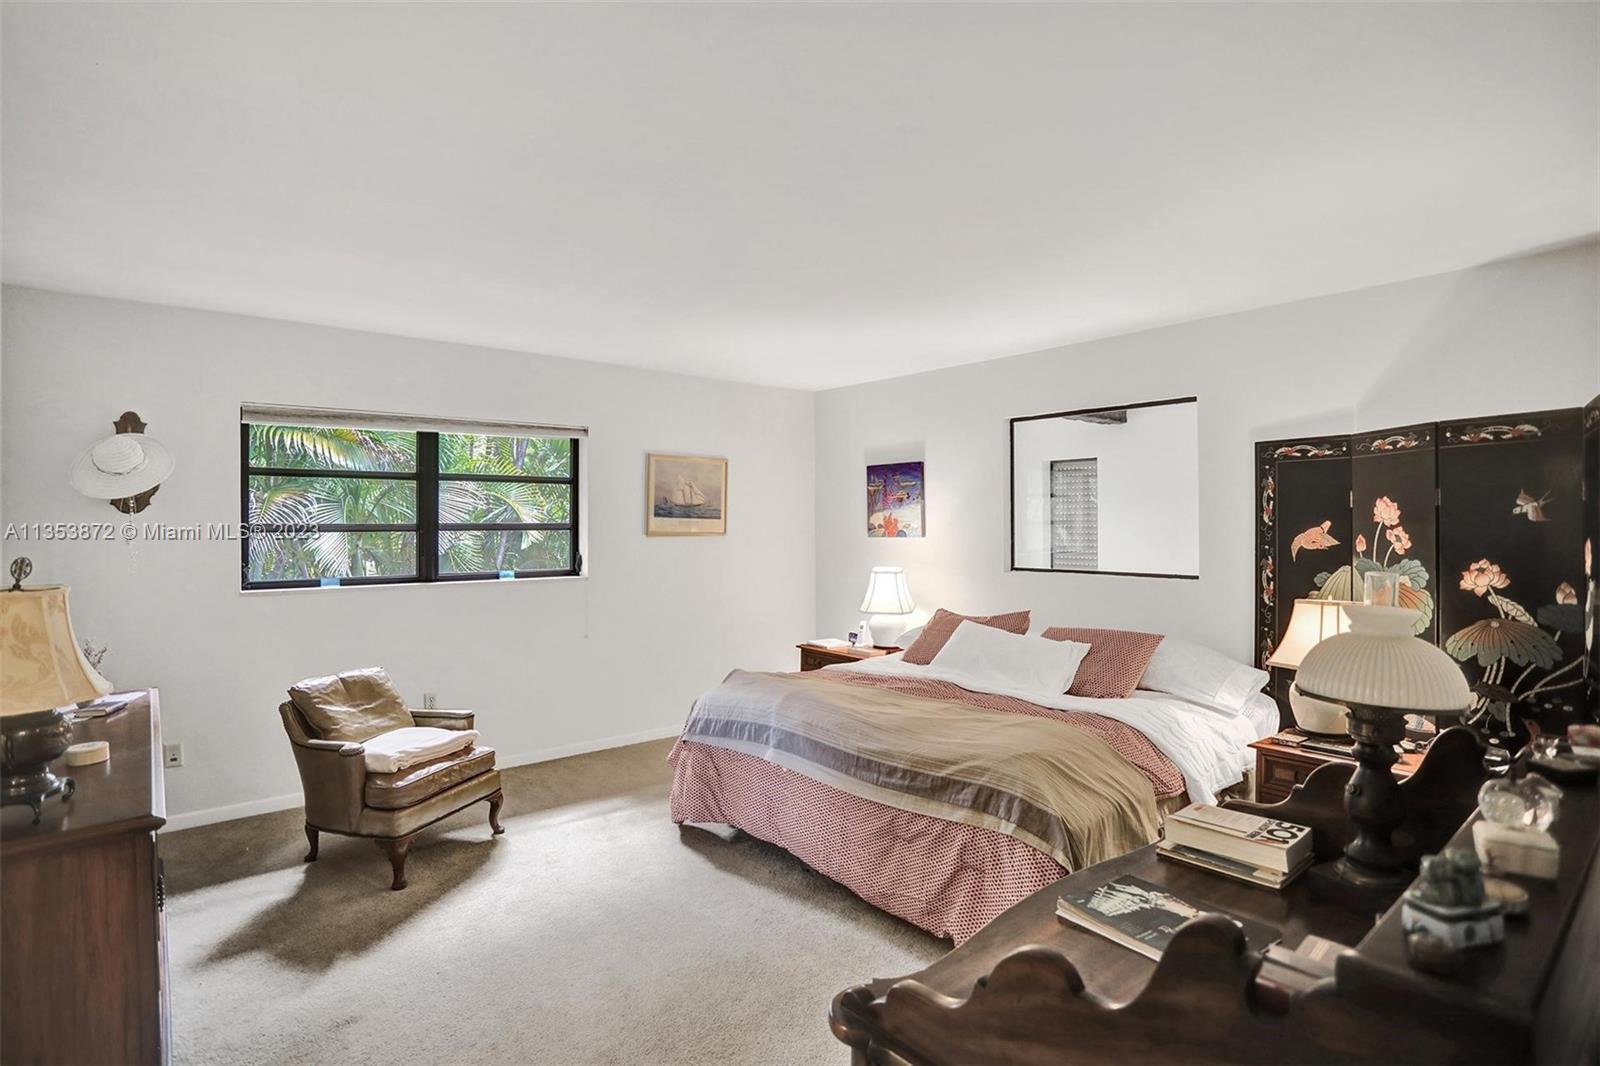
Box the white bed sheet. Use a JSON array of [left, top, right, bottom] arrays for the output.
[[828, 652, 1268, 805]]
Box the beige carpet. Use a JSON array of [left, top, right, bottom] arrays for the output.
[[160, 739, 945, 1065]]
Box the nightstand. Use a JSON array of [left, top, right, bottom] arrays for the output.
[[797, 642, 900, 672], [1250, 733, 1424, 805]]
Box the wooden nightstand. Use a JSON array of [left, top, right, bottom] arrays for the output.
[[1250, 733, 1424, 805], [797, 642, 900, 672]]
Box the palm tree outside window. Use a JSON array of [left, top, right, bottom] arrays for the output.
[[242, 421, 580, 589]]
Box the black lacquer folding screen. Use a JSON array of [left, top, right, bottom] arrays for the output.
[[1351, 424, 1438, 644], [1585, 397, 1599, 713], [1256, 402, 1598, 735], [1255, 435, 1351, 712], [1436, 410, 1586, 734]]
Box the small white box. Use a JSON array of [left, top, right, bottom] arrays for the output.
[[1473, 821, 1560, 880]]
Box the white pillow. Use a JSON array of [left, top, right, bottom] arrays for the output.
[[1138, 637, 1268, 715], [1240, 690, 1283, 739], [931, 620, 1091, 698], [362, 726, 479, 773]]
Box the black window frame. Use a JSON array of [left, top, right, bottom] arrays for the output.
[[241, 423, 582, 590]]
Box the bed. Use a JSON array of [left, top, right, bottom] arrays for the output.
[[669, 643, 1279, 944]]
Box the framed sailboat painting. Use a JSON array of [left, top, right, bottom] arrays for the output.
[[646, 453, 728, 536]]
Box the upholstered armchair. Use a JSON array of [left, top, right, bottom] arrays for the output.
[[279, 669, 504, 890]]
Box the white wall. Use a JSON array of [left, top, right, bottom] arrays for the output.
[[816, 240, 1600, 656], [0, 287, 816, 827], [1012, 403, 1200, 575], [5, 241, 1597, 828]]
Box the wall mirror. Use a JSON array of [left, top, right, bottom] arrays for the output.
[[1010, 397, 1200, 578]]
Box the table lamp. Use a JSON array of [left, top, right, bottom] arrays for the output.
[[1295, 603, 1471, 905], [859, 566, 915, 648], [1266, 598, 1357, 735], [0, 559, 112, 822]]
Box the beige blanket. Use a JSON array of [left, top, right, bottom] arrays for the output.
[[680, 670, 1160, 870]]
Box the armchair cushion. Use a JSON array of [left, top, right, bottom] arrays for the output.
[[364, 745, 497, 810], [409, 709, 476, 731], [289, 667, 414, 743]]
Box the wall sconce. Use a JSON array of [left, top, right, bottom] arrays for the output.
[[68, 411, 174, 514]]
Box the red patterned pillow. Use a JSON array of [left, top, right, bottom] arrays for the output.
[[1040, 627, 1165, 698], [902, 608, 1032, 665]]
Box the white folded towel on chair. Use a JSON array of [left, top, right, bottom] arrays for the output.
[[362, 726, 479, 773]]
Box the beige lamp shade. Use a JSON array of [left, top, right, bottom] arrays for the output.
[[1266, 599, 1356, 670], [859, 566, 915, 615], [0, 585, 113, 715], [1296, 604, 1471, 713]]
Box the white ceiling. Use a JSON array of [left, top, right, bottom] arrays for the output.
[[3, 3, 1596, 390]]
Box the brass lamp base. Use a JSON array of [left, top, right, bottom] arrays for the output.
[[1, 707, 77, 824]]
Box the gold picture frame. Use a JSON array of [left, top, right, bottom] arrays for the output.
[[646, 453, 728, 536]]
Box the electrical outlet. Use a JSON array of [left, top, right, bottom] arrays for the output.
[[163, 743, 184, 768], [422, 692, 438, 709]]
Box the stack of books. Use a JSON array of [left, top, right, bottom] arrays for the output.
[[1157, 802, 1313, 889]]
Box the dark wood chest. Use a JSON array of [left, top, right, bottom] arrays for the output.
[[1, 690, 169, 1065]]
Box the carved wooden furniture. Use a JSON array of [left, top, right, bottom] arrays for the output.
[[1, 690, 169, 1065], [831, 728, 1598, 1064], [1250, 733, 1421, 805], [796, 642, 899, 672], [279, 700, 505, 891]]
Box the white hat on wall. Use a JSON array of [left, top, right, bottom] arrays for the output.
[[69, 432, 174, 500]]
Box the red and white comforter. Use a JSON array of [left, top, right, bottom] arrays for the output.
[[669, 665, 1270, 943]]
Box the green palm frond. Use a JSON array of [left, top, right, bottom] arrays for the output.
[[438, 433, 570, 477], [439, 481, 481, 525], [250, 425, 414, 471], [246, 425, 570, 581]]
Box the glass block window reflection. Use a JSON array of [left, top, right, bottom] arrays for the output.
[[1050, 458, 1099, 570]]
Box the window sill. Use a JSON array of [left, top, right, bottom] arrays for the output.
[[239, 572, 588, 596]]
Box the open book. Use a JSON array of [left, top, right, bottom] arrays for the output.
[[1056, 874, 1282, 961]]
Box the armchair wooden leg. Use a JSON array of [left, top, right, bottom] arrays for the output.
[[304, 824, 320, 862], [488, 789, 505, 835], [376, 836, 413, 891]]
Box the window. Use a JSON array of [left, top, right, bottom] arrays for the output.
[[1050, 458, 1099, 570], [241, 418, 581, 589]]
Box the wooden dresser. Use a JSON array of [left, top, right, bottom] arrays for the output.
[[1, 690, 169, 1065], [832, 731, 1599, 1064]]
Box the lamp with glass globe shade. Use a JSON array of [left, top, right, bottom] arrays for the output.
[[1295, 603, 1472, 906]]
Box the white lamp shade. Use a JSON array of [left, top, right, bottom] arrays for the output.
[[1295, 604, 1471, 713], [1266, 599, 1356, 669], [859, 566, 915, 615], [0, 585, 113, 715]]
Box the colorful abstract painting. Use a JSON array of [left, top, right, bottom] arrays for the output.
[[867, 462, 924, 538]]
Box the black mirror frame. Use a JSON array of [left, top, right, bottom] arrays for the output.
[[1008, 395, 1200, 580]]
